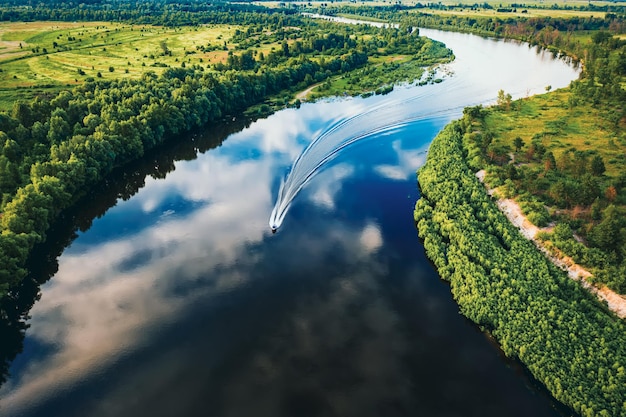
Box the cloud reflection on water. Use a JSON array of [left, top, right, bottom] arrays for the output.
[[0, 28, 580, 417], [0, 97, 381, 416]]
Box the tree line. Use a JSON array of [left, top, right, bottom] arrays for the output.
[[0, 53, 374, 298], [460, 101, 626, 294], [415, 118, 626, 417]]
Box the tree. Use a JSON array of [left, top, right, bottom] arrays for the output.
[[513, 136, 525, 152], [543, 151, 556, 171], [11, 101, 33, 127], [605, 185, 617, 202], [579, 174, 600, 206], [588, 205, 624, 253], [592, 31, 612, 45], [590, 155, 605, 176], [497, 89, 512, 110], [159, 40, 170, 56], [463, 105, 485, 121], [47, 115, 71, 145], [553, 222, 572, 242], [506, 163, 519, 180]]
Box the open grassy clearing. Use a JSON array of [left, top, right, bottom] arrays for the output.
[[0, 21, 246, 110], [485, 89, 626, 178]]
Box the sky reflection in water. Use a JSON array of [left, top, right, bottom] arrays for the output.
[[0, 29, 579, 417]]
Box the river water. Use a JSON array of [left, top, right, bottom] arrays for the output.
[[0, 29, 579, 417]]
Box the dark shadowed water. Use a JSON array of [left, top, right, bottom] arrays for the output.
[[0, 29, 580, 417]]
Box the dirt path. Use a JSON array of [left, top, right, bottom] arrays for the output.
[[295, 83, 321, 101], [476, 170, 626, 319]]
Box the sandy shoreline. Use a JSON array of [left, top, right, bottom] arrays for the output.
[[476, 170, 626, 319]]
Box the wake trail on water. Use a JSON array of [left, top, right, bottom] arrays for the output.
[[269, 83, 465, 232]]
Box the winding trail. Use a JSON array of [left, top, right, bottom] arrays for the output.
[[295, 82, 321, 101], [476, 170, 626, 319]]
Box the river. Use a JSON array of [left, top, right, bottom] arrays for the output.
[[0, 28, 579, 417]]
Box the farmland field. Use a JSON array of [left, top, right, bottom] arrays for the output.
[[0, 21, 245, 110]]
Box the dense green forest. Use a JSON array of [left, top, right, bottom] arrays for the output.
[[415, 119, 626, 417], [0, 5, 452, 302]]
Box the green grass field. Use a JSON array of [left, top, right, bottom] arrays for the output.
[[0, 19, 455, 111], [485, 89, 626, 178], [0, 21, 245, 110]]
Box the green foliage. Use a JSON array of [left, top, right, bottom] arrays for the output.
[[587, 205, 626, 255], [591, 154, 606, 176], [415, 118, 626, 417], [461, 89, 625, 293], [519, 199, 551, 227]]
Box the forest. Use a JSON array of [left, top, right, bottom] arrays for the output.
[[390, 9, 626, 293]]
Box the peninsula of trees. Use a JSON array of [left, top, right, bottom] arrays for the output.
[[415, 117, 626, 417]]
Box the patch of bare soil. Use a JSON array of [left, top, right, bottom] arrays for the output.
[[295, 82, 321, 101]]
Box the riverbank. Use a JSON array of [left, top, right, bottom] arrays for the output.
[[415, 119, 626, 417], [477, 169, 626, 319]]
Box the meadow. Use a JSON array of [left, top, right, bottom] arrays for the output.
[[0, 21, 243, 110], [484, 89, 626, 178]]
